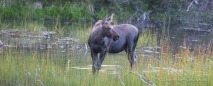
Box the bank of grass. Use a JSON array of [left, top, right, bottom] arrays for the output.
[[0, 18, 91, 44]]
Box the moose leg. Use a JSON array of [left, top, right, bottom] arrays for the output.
[[132, 43, 137, 65], [97, 48, 107, 71], [91, 51, 98, 74], [132, 40, 138, 68], [127, 43, 136, 70]]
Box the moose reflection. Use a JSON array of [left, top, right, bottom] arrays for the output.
[[88, 14, 139, 74]]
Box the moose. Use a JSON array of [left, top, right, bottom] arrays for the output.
[[88, 14, 139, 74]]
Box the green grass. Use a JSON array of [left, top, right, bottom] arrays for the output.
[[137, 30, 157, 48], [0, 46, 212, 86]]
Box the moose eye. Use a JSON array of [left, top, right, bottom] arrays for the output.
[[106, 28, 111, 32]]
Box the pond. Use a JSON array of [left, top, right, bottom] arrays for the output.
[[0, 19, 212, 86]]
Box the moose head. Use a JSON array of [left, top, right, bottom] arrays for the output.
[[101, 14, 119, 41]]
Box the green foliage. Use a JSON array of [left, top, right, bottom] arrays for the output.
[[1, 6, 20, 18], [96, 8, 108, 19], [44, 7, 61, 18], [0, 1, 93, 20], [0, 0, 211, 25], [34, 8, 45, 18]]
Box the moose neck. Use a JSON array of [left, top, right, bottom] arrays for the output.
[[91, 28, 105, 43]]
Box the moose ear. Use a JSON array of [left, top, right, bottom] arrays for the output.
[[101, 19, 105, 25], [107, 14, 114, 23], [102, 17, 108, 25]]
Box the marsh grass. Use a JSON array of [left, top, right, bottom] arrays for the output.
[[68, 22, 92, 43], [137, 30, 157, 48], [1, 36, 212, 86], [0, 19, 213, 86]]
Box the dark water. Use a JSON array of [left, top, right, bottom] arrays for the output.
[[0, 19, 213, 57], [163, 26, 212, 53]]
